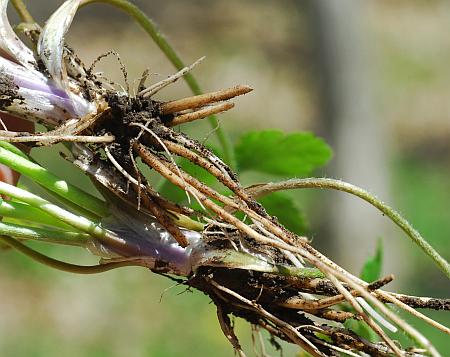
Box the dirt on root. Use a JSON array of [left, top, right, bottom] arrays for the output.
[[0, 72, 22, 109]]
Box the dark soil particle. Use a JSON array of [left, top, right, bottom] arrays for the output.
[[397, 295, 450, 310], [185, 267, 341, 349], [95, 92, 163, 169], [189, 267, 313, 322]]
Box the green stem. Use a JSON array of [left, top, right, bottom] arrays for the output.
[[79, 0, 234, 165], [0, 145, 109, 217], [0, 141, 28, 159], [0, 142, 103, 221], [0, 235, 142, 274], [0, 200, 74, 229], [40, 186, 102, 223], [0, 221, 90, 246], [250, 178, 450, 279], [0, 181, 124, 250], [10, 0, 35, 23]]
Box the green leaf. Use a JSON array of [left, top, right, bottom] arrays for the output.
[[360, 238, 383, 282], [235, 130, 332, 176], [258, 193, 307, 235]]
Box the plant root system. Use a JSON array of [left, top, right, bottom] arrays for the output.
[[2, 47, 449, 357]]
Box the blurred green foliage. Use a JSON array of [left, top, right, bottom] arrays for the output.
[[234, 129, 331, 235], [257, 192, 308, 235], [235, 130, 332, 177], [360, 238, 383, 283], [391, 157, 450, 351]]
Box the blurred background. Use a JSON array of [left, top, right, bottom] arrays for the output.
[[1, 0, 449, 355]]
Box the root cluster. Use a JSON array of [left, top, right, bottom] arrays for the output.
[[62, 83, 450, 355], [3, 57, 449, 356]]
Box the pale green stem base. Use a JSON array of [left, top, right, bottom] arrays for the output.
[[0, 145, 109, 217], [0, 181, 125, 250], [0, 221, 90, 246]]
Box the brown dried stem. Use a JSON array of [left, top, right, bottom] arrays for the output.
[[316, 310, 359, 323], [376, 291, 450, 335], [144, 194, 189, 247], [134, 143, 276, 245]]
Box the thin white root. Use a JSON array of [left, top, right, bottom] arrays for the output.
[[138, 56, 205, 97], [0, 132, 114, 144], [104, 145, 143, 188]]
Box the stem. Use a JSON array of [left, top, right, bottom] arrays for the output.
[[0, 200, 73, 229], [0, 181, 122, 249], [0, 142, 103, 221], [11, 0, 35, 23], [0, 141, 28, 159], [0, 145, 109, 217], [38, 184, 103, 223], [79, 0, 234, 165], [0, 235, 142, 274], [0, 221, 90, 246], [248, 178, 450, 279]]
